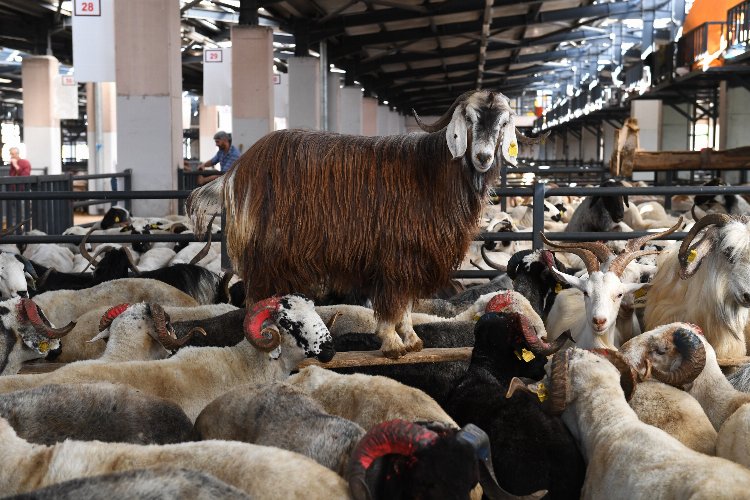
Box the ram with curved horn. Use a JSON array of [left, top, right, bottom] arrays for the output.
[[543, 219, 682, 350], [645, 210, 750, 358], [187, 90, 540, 359]]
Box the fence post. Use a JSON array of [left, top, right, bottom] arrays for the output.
[[532, 181, 545, 250], [221, 209, 231, 271], [123, 169, 132, 212]]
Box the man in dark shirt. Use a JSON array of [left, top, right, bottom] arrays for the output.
[[197, 131, 241, 185]]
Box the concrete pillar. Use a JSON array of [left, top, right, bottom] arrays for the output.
[[362, 97, 378, 136], [554, 134, 565, 160], [274, 72, 289, 130], [86, 82, 117, 204], [21, 56, 61, 174], [232, 26, 274, 151], [721, 84, 750, 149], [581, 126, 598, 164], [567, 130, 581, 161], [631, 100, 662, 151], [338, 86, 362, 135], [376, 104, 390, 136], [662, 103, 690, 150], [327, 73, 341, 132], [199, 97, 219, 160], [602, 122, 618, 167], [288, 57, 320, 129], [114, 0, 182, 216]]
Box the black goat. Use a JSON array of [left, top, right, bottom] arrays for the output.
[[506, 249, 570, 321], [565, 179, 629, 233], [444, 312, 585, 499]]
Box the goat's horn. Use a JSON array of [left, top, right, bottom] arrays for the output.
[[98, 303, 131, 332], [123, 247, 141, 276], [412, 90, 475, 133], [590, 349, 638, 401], [243, 297, 282, 352], [219, 271, 234, 303], [691, 204, 701, 222], [148, 303, 192, 350], [546, 349, 572, 415], [0, 218, 31, 237], [538, 236, 612, 264], [325, 311, 342, 332], [79, 227, 98, 266], [19, 299, 76, 339], [650, 327, 706, 387], [347, 420, 438, 500], [608, 218, 683, 277], [190, 214, 216, 265], [515, 128, 550, 145], [480, 245, 507, 271], [678, 213, 730, 273], [540, 233, 601, 273]]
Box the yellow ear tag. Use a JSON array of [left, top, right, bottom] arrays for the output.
[[535, 382, 548, 403], [38, 341, 49, 353], [634, 288, 648, 299], [114, 216, 120, 223], [473, 313, 481, 321], [554, 283, 563, 294], [508, 142, 518, 158], [515, 348, 535, 362], [687, 249, 697, 263]]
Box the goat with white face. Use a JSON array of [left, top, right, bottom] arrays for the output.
[[543, 220, 682, 349]]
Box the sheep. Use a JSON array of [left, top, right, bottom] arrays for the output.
[[0, 252, 36, 300], [22, 233, 75, 274], [644, 212, 750, 358], [0, 294, 335, 422], [542, 221, 681, 349], [412, 276, 512, 318], [288, 365, 457, 430], [623, 201, 680, 230], [31, 278, 198, 326], [187, 90, 545, 359], [444, 311, 585, 498], [536, 347, 750, 499], [616, 323, 716, 455], [563, 179, 629, 233], [694, 177, 750, 216], [0, 297, 74, 375], [135, 247, 177, 272], [53, 302, 237, 363], [5, 468, 252, 500], [195, 381, 365, 475], [0, 416, 349, 498], [0, 382, 196, 445]]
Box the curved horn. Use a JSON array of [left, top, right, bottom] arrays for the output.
[[123, 247, 141, 275], [538, 235, 612, 263], [190, 214, 216, 265], [98, 303, 131, 332], [219, 271, 234, 303], [515, 128, 550, 145], [0, 217, 31, 237], [412, 90, 475, 133], [243, 297, 282, 352], [148, 303, 194, 350], [481, 245, 507, 271], [524, 325, 572, 357], [347, 419, 438, 500], [540, 233, 601, 273], [608, 218, 683, 277], [79, 227, 98, 266], [677, 213, 730, 277], [650, 327, 706, 387], [590, 349, 637, 400], [19, 299, 76, 339], [546, 349, 572, 415]]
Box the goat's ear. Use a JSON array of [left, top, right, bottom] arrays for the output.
[[623, 195, 629, 207], [680, 234, 715, 279], [550, 267, 584, 290], [500, 112, 519, 166], [446, 105, 468, 159]]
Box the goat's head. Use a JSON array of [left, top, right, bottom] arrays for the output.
[[0, 252, 36, 300], [244, 293, 335, 362], [415, 90, 543, 171], [99, 206, 131, 230], [542, 219, 682, 341], [348, 419, 536, 500], [679, 212, 750, 307], [620, 322, 706, 389], [590, 179, 629, 224], [0, 297, 75, 373], [80, 228, 140, 278]]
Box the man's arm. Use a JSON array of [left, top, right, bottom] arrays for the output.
[[200, 152, 220, 169]]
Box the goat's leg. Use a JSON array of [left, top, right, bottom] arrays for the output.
[[376, 319, 406, 359], [396, 301, 424, 353]]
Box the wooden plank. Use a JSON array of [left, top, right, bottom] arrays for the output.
[[19, 363, 68, 375], [298, 347, 473, 369], [631, 146, 750, 171]]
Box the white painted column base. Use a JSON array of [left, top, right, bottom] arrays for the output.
[[24, 127, 61, 175], [232, 118, 271, 155]]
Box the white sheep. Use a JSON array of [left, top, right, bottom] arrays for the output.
[[540, 348, 750, 499], [0, 294, 334, 422], [136, 247, 177, 272], [0, 416, 349, 498]]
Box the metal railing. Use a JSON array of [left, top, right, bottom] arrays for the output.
[[677, 21, 727, 68], [727, 0, 750, 49]]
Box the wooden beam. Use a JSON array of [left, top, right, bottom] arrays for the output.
[[299, 347, 473, 369], [630, 146, 750, 172]]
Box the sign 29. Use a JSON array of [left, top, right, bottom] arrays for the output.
[[75, 0, 101, 16]]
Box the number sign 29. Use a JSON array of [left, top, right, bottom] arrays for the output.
[[204, 49, 223, 63], [75, 0, 101, 16]]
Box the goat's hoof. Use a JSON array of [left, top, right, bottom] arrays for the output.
[[404, 337, 423, 353], [380, 335, 406, 359], [381, 347, 406, 359]]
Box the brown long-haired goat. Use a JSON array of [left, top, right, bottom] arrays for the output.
[[187, 90, 538, 358]]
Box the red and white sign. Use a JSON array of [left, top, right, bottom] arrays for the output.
[[204, 49, 223, 63], [272, 74, 281, 85], [61, 75, 76, 86], [74, 0, 101, 16]]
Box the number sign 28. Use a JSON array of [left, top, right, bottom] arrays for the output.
[[75, 0, 101, 16]]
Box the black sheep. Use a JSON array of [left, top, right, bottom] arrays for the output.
[[444, 312, 585, 499], [506, 249, 570, 321], [564, 179, 629, 233]]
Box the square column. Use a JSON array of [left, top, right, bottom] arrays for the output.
[[721, 84, 750, 149], [581, 126, 598, 163], [602, 122, 619, 167], [114, 0, 182, 216], [288, 57, 320, 129], [327, 73, 342, 133], [21, 56, 62, 174], [554, 135, 565, 159], [86, 82, 118, 211], [232, 26, 274, 150], [662, 104, 690, 150], [362, 97, 378, 136], [199, 97, 219, 160], [566, 130, 581, 161], [376, 104, 391, 136], [338, 86, 363, 134], [630, 100, 663, 182]]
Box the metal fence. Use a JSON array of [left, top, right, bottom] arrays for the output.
[[727, 0, 750, 48]]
